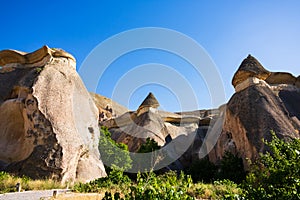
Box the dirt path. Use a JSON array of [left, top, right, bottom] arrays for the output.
[[0, 189, 71, 200]]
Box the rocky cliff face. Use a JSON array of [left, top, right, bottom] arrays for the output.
[[210, 55, 300, 168], [0, 46, 106, 183]]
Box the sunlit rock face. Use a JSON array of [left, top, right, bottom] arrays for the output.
[[210, 55, 300, 169], [0, 46, 106, 183]]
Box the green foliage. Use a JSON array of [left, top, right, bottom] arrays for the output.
[[99, 126, 132, 171], [74, 170, 195, 199], [186, 158, 217, 183], [243, 131, 300, 199], [73, 167, 131, 193], [216, 152, 246, 183], [186, 153, 245, 184], [189, 180, 242, 200], [211, 180, 242, 200], [121, 171, 194, 200], [137, 138, 160, 153]]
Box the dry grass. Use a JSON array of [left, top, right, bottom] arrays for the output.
[[0, 172, 65, 193]]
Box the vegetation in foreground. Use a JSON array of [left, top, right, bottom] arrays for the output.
[[0, 171, 65, 194], [74, 130, 300, 199], [0, 130, 299, 199]]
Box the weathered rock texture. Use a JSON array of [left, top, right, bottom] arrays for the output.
[[0, 46, 106, 182], [90, 92, 128, 122], [101, 92, 220, 170], [232, 55, 271, 88], [99, 54, 300, 172], [103, 93, 169, 152], [210, 55, 300, 168]]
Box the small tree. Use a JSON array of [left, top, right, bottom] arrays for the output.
[[99, 126, 132, 172], [243, 131, 300, 199], [138, 138, 160, 153]]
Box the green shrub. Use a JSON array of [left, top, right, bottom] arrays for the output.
[[216, 152, 246, 183], [73, 166, 131, 193], [137, 138, 160, 153], [99, 126, 132, 171], [242, 131, 300, 199], [212, 179, 242, 200], [124, 171, 194, 200], [186, 153, 245, 184], [186, 158, 217, 183]]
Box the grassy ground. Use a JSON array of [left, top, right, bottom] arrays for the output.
[[0, 172, 65, 194]]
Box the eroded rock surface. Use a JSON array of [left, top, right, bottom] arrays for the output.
[[101, 92, 221, 170], [0, 46, 106, 182], [211, 55, 300, 168], [90, 92, 128, 122], [232, 55, 271, 88]]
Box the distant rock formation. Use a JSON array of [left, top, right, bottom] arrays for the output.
[[102, 93, 168, 152], [232, 55, 271, 88], [90, 92, 128, 122], [210, 55, 300, 168], [0, 46, 106, 183], [102, 92, 220, 170]]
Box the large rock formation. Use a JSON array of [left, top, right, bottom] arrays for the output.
[[210, 55, 300, 168], [0, 46, 106, 183]]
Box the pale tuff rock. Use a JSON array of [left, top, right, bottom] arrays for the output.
[[0, 45, 75, 68], [0, 46, 106, 183], [234, 77, 265, 92]]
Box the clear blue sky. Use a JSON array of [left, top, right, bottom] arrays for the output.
[[1, 1, 300, 111]]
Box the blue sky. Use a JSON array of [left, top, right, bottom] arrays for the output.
[[1, 1, 300, 111]]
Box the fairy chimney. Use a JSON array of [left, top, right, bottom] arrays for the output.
[[137, 92, 160, 116]]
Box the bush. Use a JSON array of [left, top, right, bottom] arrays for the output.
[[216, 152, 246, 183], [121, 171, 194, 200], [186, 152, 245, 184], [242, 131, 300, 199], [73, 167, 131, 193], [137, 138, 160, 153], [186, 158, 217, 183], [99, 126, 132, 171]]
